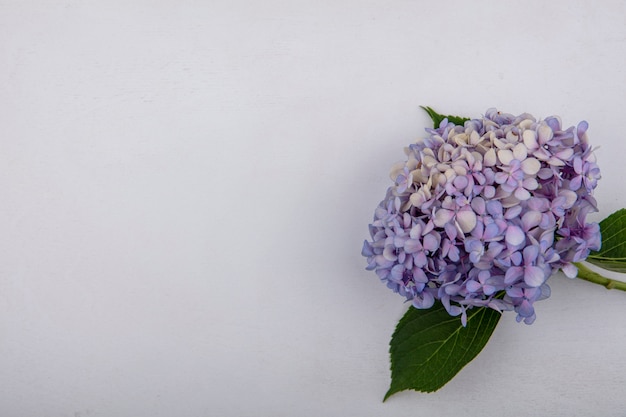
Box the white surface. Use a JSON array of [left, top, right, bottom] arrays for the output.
[[2, 1, 626, 416]]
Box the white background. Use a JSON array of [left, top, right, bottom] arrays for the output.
[[2, 1, 626, 416]]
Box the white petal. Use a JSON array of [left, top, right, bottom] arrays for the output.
[[433, 209, 454, 227], [523, 129, 538, 149], [453, 133, 469, 146], [410, 191, 426, 207], [519, 119, 534, 129], [422, 154, 437, 168], [469, 130, 480, 145], [499, 194, 519, 208], [513, 143, 528, 161], [514, 187, 531, 200], [556, 148, 574, 161], [389, 161, 406, 181], [498, 149, 514, 165], [409, 224, 422, 239], [547, 157, 565, 167], [521, 157, 541, 175], [483, 148, 497, 167], [537, 123, 553, 143], [559, 189, 578, 209], [456, 210, 477, 234]]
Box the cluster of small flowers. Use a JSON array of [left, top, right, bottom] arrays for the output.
[[362, 109, 601, 324]]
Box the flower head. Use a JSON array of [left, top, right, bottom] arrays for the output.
[[362, 109, 601, 324]]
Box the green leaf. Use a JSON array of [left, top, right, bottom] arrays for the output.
[[583, 256, 626, 273], [420, 106, 470, 128], [384, 302, 501, 400], [587, 208, 626, 273]]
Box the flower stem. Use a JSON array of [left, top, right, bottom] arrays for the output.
[[573, 262, 626, 292]]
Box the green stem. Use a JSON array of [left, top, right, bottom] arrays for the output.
[[573, 262, 626, 291]]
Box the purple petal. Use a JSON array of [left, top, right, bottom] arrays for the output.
[[555, 148, 574, 162], [448, 245, 460, 262], [454, 175, 469, 190], [485, 241, 505, 259], [522, 177, 539, 191], [366, 259, 377, 271], [483, 285, 496, 296], [537, 167, 554, 180], [423, 233, 440, 252], [540, 283, 552, 300], [569, 176, 582, 191], [518, 299, 534, 317], [505, 225, 525, 246], [495, 172, 510, 184], [483, 222, 500, 240], [375, 268, 390, 280], [466, 280, 481, 293], [523, 314, 536, 324], [524, 266, 545, 287], [412, 268, 428, 283], [404, 239, 422, 254], [402, 213, 412, 229], [573, 157, 583, 174], [527, 197, 550, 212], [577, 120, 589, 139], [444, 222, 458, 240], [471, 197, 486, 215], [423, 220, 435, 235], [522, 245, 539, 263], [409, 224, 422, 239], [506, 286, 524, 298], [561, 262, 578, 278], [510, 251, 523, 265], [413, 251, 427, 268], [504, 205, 522, 220], [514, 187, 531, 201], [470, 220, 484, 239], [413, 291, 434, 309], [522, 211, 542, 231], [504, 266, 524, 284], [482, 186, 496, 199], [390, 264, 404, 281], [540, 213, 556, 229], [361, 241, 374, 257], [394, 235, 408, 248], [486, 200, 503, 217], [375, 255, 394, 268]]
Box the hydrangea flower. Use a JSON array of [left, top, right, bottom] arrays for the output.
[[362, 109, 601, 325]]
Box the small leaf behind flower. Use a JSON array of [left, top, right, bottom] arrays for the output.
[[420, 106, 470, 128], [384, 302, 501, 400], [587, 208, 626, 273]]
